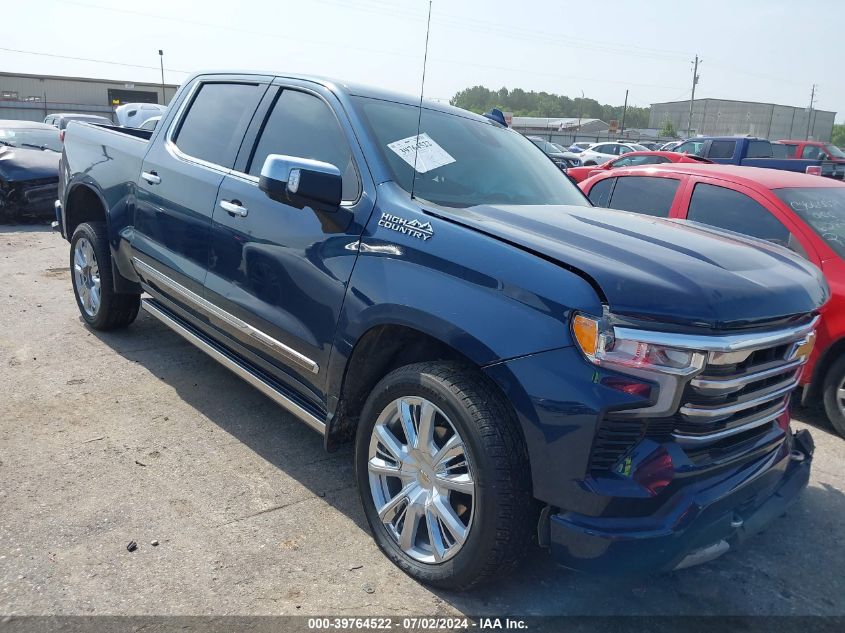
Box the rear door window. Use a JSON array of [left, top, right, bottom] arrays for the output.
[[747, 140, 772, 158], [607, 176, 679, 217], [173, 82, 265, 169], [708, 140, 737, 159], [587, 178, 614, 207], [687, 183, 790, 245]]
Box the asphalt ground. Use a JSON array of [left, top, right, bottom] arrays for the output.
[[1, 225, 843, 618]]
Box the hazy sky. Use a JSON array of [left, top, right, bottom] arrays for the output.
[[4, 0, 842, 121]]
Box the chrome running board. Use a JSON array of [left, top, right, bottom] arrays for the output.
[[141, 298, 326, 435]]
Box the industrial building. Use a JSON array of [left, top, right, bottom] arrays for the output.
[[649, 98, 836, 141], [0, 71, 179, 123], [510, 116, 610, 135]]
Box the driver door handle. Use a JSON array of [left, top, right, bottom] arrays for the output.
[[220, 199, 248, 217], [141, 171, 161, 185]]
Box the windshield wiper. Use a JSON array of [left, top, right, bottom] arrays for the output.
[[19, 142, 51, 151], [0, 140, 14, 147]]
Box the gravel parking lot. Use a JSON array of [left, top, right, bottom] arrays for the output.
[[1, 225, 844, 617]]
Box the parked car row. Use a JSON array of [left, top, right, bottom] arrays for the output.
[[580, 164, 845, 435], [54, 69, 825, 589], [526, 136, 582, 168], [566, 150, 710, 183]]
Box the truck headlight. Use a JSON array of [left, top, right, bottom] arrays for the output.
[[572, 314, 705, 376]]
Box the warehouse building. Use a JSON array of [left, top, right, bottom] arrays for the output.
[[0, 71, 179, 123], [510, 116, 610, 135], [649, 98, 837, 141]]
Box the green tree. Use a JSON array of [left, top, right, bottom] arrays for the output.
[[659, 119, 677, 138], [831, 124, 845, 148], [449, 85, 650, 128]]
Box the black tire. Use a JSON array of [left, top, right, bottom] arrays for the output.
[[584, 161, 597, 166], [354, 361, 533, 590], [70, 222, 140, 330], [822, 356, 845, 437]]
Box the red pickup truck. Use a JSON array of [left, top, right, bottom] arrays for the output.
[[580, 164, 845, 436], [779, 140, 845, 166]]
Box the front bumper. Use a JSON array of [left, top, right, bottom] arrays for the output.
[[0, 178, 59, 219], [547, 429, 813, 574]]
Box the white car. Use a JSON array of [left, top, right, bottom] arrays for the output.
[[578, 142, 649, 166], [114, 102, 167, 128]]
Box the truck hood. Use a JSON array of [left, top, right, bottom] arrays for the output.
[[426, 203, 829, 330], [0, 146, 61, 182]]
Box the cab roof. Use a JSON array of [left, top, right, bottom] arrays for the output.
[[187, 70, 491, 124], [614, 163, 845, 189]]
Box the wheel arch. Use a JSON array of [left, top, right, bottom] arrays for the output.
[[803, 335, 845, 404], [325, 319, 524, 457], [65, 182, 108, 238], [64, 182, 140, 294]]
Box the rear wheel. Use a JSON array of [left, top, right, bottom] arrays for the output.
[[355, 362, 533, 589], [70, 222, 139, 330], [822, 356, 845, 437]]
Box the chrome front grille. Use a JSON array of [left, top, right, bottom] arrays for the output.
[[672, 349, 803, 444], [588, 318, 817, 472]]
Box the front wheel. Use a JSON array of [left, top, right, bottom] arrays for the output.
[[355, 362, 533, 589], [822, 356, 845, 437], [70, 222, 140, 330]]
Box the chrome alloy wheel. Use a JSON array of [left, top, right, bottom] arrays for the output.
[[73, 237, 101, 317], [367, 397, 476, 563]]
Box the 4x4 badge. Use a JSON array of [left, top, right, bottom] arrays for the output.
[[378, 212, 434, 241]]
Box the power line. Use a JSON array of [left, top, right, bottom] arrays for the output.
[[0, 46, 190, 74]]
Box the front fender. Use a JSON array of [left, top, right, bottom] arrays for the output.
[[326, 187, 604, 403]]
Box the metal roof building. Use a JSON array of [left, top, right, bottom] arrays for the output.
[[649, 98, 837, 142], [511, 116, 609, 134], [0, 71, 179, 123]]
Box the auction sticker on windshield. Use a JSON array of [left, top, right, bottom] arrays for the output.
[[387, 133, 456, 173]]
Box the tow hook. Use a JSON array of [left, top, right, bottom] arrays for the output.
[[793, 429, 815, 459]]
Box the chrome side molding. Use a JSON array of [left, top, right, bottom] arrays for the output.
[[141, 299, 326, 435], [132, 257, 319, 374]]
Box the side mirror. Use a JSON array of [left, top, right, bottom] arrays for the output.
[[259, 154, 342, 213]]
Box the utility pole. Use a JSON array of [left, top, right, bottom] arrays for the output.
[[577, 89, 584, 134], [620, 89, 628, 137], [687, 55, 701, 137], [158, 50, 166, 105], [805, 83, 817, 140]]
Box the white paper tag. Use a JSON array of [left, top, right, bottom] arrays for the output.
[[387, 133, 456, 173]]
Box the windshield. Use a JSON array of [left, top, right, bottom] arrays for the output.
[[629, 143, 649, 151], [0, 127, 62, 152], [775, 187, 845, 258], [825, 144, 845, 159], [354, 97, 589, 208]]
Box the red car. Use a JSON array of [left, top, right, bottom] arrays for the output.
[[580, 164, 845, 435], [566, 150, 711, 183], [778, 140, 845, 165]]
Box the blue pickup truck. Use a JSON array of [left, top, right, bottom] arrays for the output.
[[674, 136, 843, 178], [56, 71, 827, 589]]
